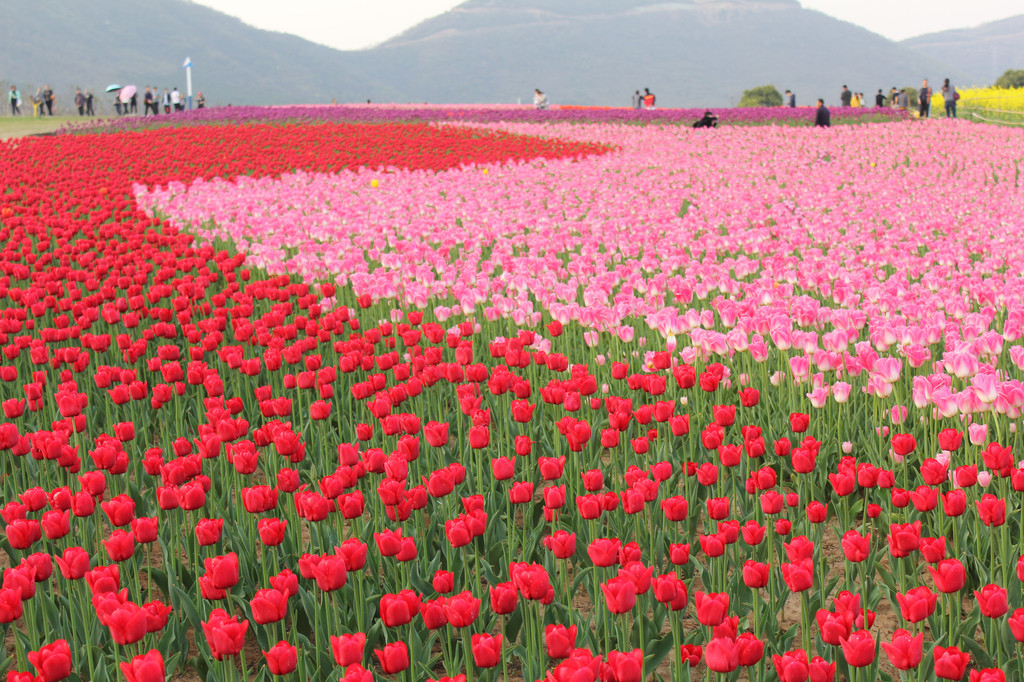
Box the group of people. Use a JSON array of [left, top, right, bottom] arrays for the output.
[[7, 85, 62, 116], [5, 83, 206, 117], [811, 77, 959, 128], [631, 88, 657, 109], [114, 87, 205, 116], [840, 79, 958, 118]]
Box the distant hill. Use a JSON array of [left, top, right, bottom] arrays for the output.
[[902, 15, 1024, 86], [0, 0, 983, 112], [348, 0, 980, 107], [0, 0, 392, 115]]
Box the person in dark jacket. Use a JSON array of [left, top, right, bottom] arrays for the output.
[[693, 110, 718, 128], [919, 79, 932, 118], [814, 99, 830, 127], [875, 89, 885, 107], [840, 85, 851, 107]]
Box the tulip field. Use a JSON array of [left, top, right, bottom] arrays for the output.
[[1, 108, 1024, 682]]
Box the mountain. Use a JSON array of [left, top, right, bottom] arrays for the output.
[[0, 0, 392, 115], [348, 0, 980, 107], [902, 15, 1024, 86], [0, 0, 983, 111]]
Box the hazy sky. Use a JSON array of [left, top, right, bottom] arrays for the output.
[[192, 0, 1023, 50]]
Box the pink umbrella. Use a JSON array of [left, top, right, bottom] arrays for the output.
[[119, 85, 137, 103]]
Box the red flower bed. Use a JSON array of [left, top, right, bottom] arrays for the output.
[[0, 123, 606, 680]]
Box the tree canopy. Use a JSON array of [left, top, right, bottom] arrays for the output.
[[738, 85, 783, 107], [994, 69, 1024, 89]]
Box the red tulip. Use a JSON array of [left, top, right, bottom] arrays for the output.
[[120, 650, 165, 682], [28, 639, 73, 681], [704, 637, 739, 673], [489, 581, 518, 615], [250, 587, 289, 624], [443, 591, 480, 627], [815, 609, 851, 646], [742, 560, 770, 589], [974, 583, 1008, 618], [374, 641, 409, 674], [605, 649, 643, 682], [772, 650, 809, 682], [262, 641, 297, 675], [432, 570, 454, 594], [881, 629, 923, 670], [471, 633, 502, 667], [694, 591, 729, 626], [1010, 608, 1024, 642], [545, 623, 577, 659], [331, 633, 366, 667], [896, 586, 937, 623], [380, 590, 420, 627], [601, 577, 637, 614], [195, 518, 223, 546], [932, 646, 970, 681], [891, 433, 916, 456], [544, 530, 577, 559], [105, 603, 148, 645], [840, 530, 870, 562], [202, 609, 249, 660], [937, 428, 962, 451], [976, 494, 1006, 526], [203, 553, 238, 590], [257, 518, 287, 546], [102, 530, 135, 562], [840, 630, 875, 668], [927, 558, 966, 593], [679, 644, 702, 668], [130, 517, 159, 544], [419, 597, 448, 630], [313, 554, 347, 592]]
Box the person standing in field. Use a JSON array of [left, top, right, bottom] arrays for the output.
[[840, 85, 852, 107], [196, 92, 206, 109], [75, 88, 85, 116], [642, 88, 655, 109], [897, 89, 910, 111], [918, 79, 931, 118], [814, 99, 830, 127], [875, 89, 885, 107], [43, 85, 55, 115], [163, 88, 171, 114], [785, 90, 796, 107], [941, 78, 956, 118], [533, 89, 549, 110], [85, 90, 94, 116], [8, 86, 20, 116], [171, 87, 182, 112], [631, 90, 641, 109]]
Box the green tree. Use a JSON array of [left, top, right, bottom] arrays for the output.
[[994, 69, 1024, 89], [902, 86, 919, 106], [738, 85, 783, 108]]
